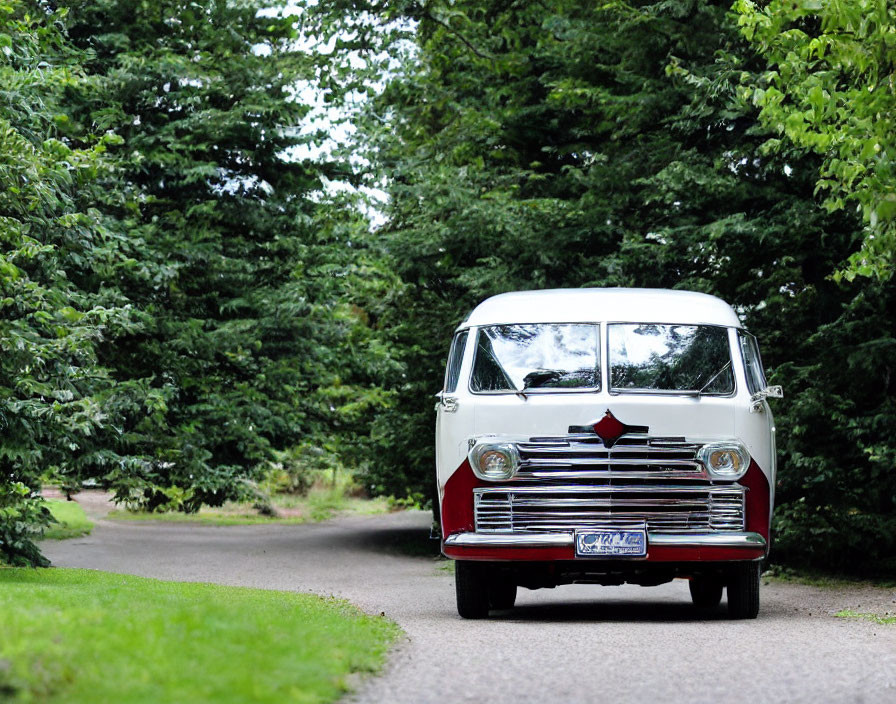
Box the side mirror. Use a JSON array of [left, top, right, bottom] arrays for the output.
[[434, 391, 459, 413], [750, 385, 783, 412]]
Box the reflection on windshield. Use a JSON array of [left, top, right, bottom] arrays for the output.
[[471, 324, 600, 392], [609, 324, 733, 394]]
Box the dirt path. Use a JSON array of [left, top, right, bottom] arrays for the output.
[[42, 500, 896, 704]]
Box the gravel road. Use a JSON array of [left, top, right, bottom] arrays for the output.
[[42, 500, 896, 704]]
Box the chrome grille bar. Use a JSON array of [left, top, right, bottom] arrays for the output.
[[515, 434, 707, 481], [474, 484, 745, 534]]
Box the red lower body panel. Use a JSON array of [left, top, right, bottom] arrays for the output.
[[442, 543, 766, 562], [441, 457, 771, 563]]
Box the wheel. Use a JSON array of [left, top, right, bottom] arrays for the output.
[[689, 576, 723, 608], [488, 577, 517, 610], [727, 561, 761, 619], [455, 561, 490, 619]]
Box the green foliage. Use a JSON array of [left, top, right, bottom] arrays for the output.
[[0, 1, 136, 565], [772, 277, 896, 574], [735, 0, 896, 279], [2, 0, 400, 562], [107, 471, 389, 525], [0, 568, 399, 703], [55, 1, 401, 511], [0, 483, 49, 566], [267, 443, 345, 496]]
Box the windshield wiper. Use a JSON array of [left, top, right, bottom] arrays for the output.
[[522, 369, 563, 390], [695, 361, 732, 397], [514, 369, 564, 400]]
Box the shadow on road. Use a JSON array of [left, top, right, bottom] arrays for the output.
[[344, 522, 443, 559], [497, 600, 730, 623], [492, 590, 795, 623]]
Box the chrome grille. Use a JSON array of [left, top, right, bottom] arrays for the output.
[[474, 484, 745, 534], [516, 435, 706, 481]]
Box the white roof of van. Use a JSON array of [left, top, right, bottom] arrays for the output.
[[461, 288, 742, 329]]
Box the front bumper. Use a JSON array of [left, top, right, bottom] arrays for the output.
[[442, 531, 767, 562]]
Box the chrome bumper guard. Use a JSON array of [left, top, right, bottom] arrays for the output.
[[444, 531, 767, 549]]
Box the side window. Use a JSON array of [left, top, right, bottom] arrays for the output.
[[444, 330, 468, 393], [739, 331, 767, 395]]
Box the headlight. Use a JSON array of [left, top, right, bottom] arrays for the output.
[[698, 442, 750, 479], [468, 442, 520, 481]]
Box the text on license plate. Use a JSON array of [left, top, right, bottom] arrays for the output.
[[575, 528, 647, 557]]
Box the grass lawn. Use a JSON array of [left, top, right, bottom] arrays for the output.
[[43, 500, 93, 540], [835, 609, 896, 625], [0, 568, 399, 704], [107, 492, 390, 526], [764, 564, 896, 590]]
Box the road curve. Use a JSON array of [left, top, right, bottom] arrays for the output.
[[42, 509, 896, 704]]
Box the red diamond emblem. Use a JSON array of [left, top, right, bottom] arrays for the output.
[[591, 410, 648, 447], [593, 410, 627, 446]]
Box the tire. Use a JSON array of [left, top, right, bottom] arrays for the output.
[[455, 561, 490, 619], [727, 561, 761, 619], [488, 577, 517, 611], [689, 576, 723, 609]]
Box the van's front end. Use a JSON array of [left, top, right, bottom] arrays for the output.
[[435, 289, 781, 619]]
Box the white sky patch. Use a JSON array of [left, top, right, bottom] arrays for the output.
[[253, 2, 413, 227], [610, 325, 679, 366]]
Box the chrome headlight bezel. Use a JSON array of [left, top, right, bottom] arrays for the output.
[[468, 442, 520, 481], [698, 441, 750, 479]]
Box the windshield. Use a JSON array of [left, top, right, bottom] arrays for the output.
[[471, 324, 601, 393], [609, 324, 734, 394]]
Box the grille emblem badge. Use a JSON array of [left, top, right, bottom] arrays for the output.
[[568, 410, 649, 448]]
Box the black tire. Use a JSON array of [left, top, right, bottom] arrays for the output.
[[488, 577, 517, 611], [727, 561, 761, 619], [455, 561, 490, 619], [689, 576, 723, 609]]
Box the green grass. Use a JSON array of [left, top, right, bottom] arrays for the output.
[[0, 568, 399, 704], [835, 609, 896, 625], [106, 509, 311, 526], [43, 500, 93, 540], [107, 492, 390, 526], [763, 564, 896, 589]]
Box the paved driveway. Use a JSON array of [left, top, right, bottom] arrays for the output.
[[43, 508, 896, 704]]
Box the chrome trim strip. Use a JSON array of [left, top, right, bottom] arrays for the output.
[[473, 484, 743, 496], [482, 497, 731, 508], [445, 533, 575, 547], [444, 532, 766, 549], [521, 457, 701, 466], [647, 532, 767, 548], [518, 446, 699, 457], [523, 435, 698, 447], [517, 470, 707, 480]]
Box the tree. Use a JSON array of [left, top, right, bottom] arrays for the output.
[[1, 1, 137, 564], [56, 0, 400, 510], [735, 0, 896, 280]]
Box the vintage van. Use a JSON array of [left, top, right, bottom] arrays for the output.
[[435, 288, 782, 619]]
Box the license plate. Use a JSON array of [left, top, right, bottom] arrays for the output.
[[575, 528, 647, 557]]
